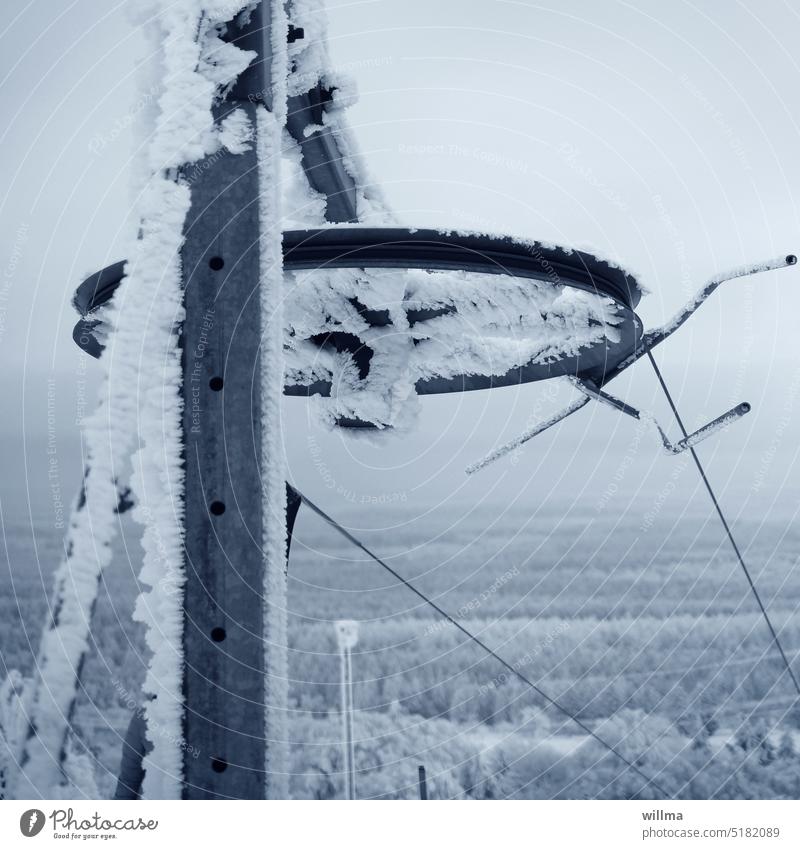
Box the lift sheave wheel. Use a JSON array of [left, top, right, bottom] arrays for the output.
[[71, 228, 644, 401]]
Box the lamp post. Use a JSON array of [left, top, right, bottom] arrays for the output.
[[334, 619, 359, 800]]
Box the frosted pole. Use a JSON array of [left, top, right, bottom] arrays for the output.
[[181, 2, 288, 799], [259, 0, 290, 797]]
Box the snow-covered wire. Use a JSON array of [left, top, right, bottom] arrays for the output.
[[295, 488, 673, 799], [647, 350, 800, 700]]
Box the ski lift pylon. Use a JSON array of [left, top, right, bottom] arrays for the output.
[[29, 0, 800, 804]]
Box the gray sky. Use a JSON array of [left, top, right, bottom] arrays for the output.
[[1, 0, 799, 520]]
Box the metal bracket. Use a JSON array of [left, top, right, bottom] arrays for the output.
[[571, 379, 751, 456], [465, 377, 751, 474], [466, 252, 795, 474], [465, 391, 590, 475], [610, 254, 796, 377]]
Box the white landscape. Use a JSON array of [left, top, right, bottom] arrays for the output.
[[1, 0, 800, 817]]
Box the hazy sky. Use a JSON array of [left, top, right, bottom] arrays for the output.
[[2, 0, 800, 521]]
